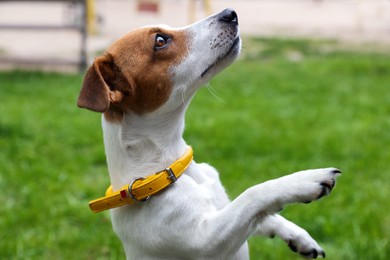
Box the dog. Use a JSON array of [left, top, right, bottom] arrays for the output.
[[77, 8, 341, 259]]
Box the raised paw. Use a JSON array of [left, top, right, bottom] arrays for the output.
[[288, 236, 325, 259], [314, 168, 341, 201], [254, 215, 327, 258], [280, 167, 342, 205]]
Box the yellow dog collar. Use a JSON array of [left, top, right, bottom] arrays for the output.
[[89, 147, 193, 213]]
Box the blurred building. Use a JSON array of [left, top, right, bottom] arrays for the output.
[[0, 0, 389, 71]]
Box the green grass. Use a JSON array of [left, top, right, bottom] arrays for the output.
[[1, 37, 389, 259]]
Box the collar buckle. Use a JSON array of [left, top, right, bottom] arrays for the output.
[[128, 177, 152, 203], [165, 167, 177, 183]]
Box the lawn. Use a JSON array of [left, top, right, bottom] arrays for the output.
[[0, 37, 389, 259]]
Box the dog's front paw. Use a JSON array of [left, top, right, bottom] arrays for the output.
[[287, 233, 325, 259], [284, 167, 341, 204]]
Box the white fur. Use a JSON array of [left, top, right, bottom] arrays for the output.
[[100, 10, 340, 259]]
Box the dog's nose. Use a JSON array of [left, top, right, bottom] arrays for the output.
[[218, 8, 238, 25]]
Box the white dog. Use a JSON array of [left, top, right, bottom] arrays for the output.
[[78, 9, 341, 259]]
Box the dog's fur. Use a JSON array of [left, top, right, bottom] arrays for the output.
[[78, 9, 340, 259]]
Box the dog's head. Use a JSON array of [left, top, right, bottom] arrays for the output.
[[78, 8, 241, 121]]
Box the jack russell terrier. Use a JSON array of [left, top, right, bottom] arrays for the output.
[[78, 8, 341, 259]]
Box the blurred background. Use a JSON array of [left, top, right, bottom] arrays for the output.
[[1, 0, 390, 259], [0, 0, 389, 71]]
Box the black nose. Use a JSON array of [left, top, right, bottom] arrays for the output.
[[218, 8, 238, 25]]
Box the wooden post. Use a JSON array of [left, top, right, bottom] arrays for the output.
[[86, 0, 96, 35], [189, 0, 212, 24]]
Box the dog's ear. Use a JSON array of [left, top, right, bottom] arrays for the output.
[[77, 54, 125, 112]]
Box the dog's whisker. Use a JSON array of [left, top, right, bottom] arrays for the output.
[[181, 88, 188, 106], [206, 84, 226, 103]]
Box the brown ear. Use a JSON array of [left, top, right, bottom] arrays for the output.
[[77, 55, 114, 112]]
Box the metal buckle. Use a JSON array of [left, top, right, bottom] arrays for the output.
[[128, 177, 151, 203], [165, 167, 177, 183]]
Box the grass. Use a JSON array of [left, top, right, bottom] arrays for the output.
[[1, 37, 389, 259]]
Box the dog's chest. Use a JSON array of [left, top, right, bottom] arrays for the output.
[[186, 162, 231, 209], [111, 163, 231, 256]]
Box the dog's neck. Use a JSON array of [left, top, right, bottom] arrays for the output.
[[102, 104, 189, 190]]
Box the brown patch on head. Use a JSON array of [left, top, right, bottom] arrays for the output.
[[77, 26, 189, 122]]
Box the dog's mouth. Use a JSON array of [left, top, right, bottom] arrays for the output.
[[201, 36, 241, 78]]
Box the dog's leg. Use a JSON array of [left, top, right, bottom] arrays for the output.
[[254, 214, 325, 258], [199, 168, 340, 258]]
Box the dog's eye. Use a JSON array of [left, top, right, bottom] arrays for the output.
[[156, 36, 166, 47], [155, 34, 170, 50]]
